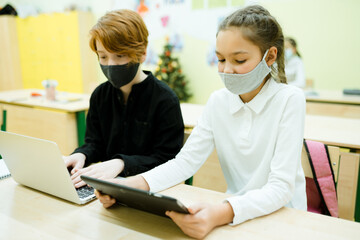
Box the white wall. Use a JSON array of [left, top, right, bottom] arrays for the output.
[[2, 0, 360, 104]]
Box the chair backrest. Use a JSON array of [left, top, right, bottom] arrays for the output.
[[301, 141, 360, 220], [303, 140, 338, 217]]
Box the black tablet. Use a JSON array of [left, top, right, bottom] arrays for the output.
[[80, 175, 189, 217]]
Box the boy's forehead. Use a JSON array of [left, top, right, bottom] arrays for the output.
[[95, 40, 120, 54]]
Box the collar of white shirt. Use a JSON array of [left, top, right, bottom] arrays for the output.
[[228, 78, 283, 115]]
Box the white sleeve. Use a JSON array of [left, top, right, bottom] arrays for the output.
[[226, 89, 306, 225], [292, 59, 306, 88], [141, 95, 216, 192]]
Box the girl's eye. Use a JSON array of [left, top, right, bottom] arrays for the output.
[[218, 59, 225, 63], [236, 60, 246, 64], [99, 56, 106, 59], [117, 55, 124, 58]]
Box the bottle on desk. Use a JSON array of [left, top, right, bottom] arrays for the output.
[[42, 79, 58, 101]]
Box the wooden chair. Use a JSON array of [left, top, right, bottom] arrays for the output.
[[301, 143, 360, 221]]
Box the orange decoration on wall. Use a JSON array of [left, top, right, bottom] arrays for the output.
[[137, 0, 149, 17]]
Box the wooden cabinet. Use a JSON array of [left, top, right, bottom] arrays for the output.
[[1, 103, 77, 155], [0, 89, 90, 155], [0, 12, 98, 94], [0, 16, 22, 91]]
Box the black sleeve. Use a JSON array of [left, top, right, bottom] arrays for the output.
[[115, 99, 184, 177], [72, 91, 106, 165]]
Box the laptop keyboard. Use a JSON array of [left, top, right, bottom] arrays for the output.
[[76, 185, 94, 199]]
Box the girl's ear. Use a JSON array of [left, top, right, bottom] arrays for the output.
[[140, 50, 147, 63], [266, 46, 277, 67]]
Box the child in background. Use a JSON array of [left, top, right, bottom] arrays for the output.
[[285, 37, 306, 88], [96, 5, 307, 239], [63, 10, 184, 188]]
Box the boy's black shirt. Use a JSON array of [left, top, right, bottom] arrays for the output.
[[73, 71, 184, 177]]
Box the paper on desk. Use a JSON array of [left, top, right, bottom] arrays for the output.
[[56, 96, 82, 103], [0, 159, 11, 180]]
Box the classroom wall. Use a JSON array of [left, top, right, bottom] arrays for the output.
[[170, 0, 360, 104], [1, 0, 359, 104], [261, 0, 360, 91], [88, 0, 360, 97]]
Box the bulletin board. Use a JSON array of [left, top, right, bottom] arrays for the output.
[[122, 0, 246, 104], [113, 0, 245, 67]]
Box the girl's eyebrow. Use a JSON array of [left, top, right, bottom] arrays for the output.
[[215, 50, 249, 55], [232, 50, 248, 55]]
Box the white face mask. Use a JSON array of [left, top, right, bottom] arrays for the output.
[[219, 50, 271, 95]]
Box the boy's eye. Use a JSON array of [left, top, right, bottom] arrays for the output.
[[236, 60, 246, 64], [218, 59, 225, 63], [99, 56, 106, 59]]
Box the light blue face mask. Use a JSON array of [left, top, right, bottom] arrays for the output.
[[285, 48, 293, 60], [218, 50, 271, 95]]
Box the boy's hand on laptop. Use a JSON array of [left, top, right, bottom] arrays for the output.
[[70, 159, 125, 188], [63, 153, 86, 175]]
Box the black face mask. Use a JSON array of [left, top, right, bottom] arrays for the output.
[[100, 63, 140, 89]]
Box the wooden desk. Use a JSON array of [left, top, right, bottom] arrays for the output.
[[306, 90, 360, 105], [1, 178, 359, 239], [0, 89, 90, 155], [305, 90, 360, 118], [304, 115, 360, 151], [181, 103, 360, 151]]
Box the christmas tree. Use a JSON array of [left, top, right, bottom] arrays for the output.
[[154, 42, 192, 102]]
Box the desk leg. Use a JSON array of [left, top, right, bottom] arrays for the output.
[[349, 148, 360, 222], [0, 110, 6, 159], [347, 148, 360, 222], [356, 165, 360, 222], [1, 110, 6, 131], [185, 176, 193, 185], [76, 111, 86, 147]]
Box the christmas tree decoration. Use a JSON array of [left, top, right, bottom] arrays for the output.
[[154, 41, 192, 102]]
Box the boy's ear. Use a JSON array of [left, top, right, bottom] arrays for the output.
[[266, 46, 277, 66], [140, 50, 147, 63]]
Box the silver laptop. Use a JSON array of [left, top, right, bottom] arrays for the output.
[[0, 131, 96, 204]]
